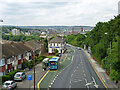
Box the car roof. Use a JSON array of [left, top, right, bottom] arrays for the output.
[[15, 72, 23, 74], [4, 80, 13, 83]]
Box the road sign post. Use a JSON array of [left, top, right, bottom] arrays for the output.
[[27, 75, 32, 90]]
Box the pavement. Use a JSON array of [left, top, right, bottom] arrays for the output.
[[50, 46, 106, 89], [83, 49, 118, 89]]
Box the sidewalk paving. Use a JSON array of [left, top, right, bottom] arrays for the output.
[[83, 49, 118, 89]]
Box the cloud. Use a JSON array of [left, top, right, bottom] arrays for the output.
[[0, 0, 119, 26]]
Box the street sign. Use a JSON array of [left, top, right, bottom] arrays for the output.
[[27, 75, 32, 81], [59, 54, 61, 56]]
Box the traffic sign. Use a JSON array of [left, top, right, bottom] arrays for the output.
[[27, 75, 32, 81]]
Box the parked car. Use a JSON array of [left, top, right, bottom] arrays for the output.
[[1, 80, 17, 90], [14, 72, 26, 81]]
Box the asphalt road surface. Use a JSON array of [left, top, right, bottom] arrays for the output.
[[50, 46, 105, 89]]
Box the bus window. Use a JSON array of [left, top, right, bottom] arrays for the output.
[[50, 61, 56, 65]]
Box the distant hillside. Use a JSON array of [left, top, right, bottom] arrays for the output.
[[16, 26, 94, 31]]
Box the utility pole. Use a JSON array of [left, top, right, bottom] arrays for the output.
[[110, 41, 111, 73]]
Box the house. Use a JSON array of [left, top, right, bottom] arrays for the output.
[[0, 41, 41, 76], [24, 40, 41, 58], [12, 28, 20, 35], [1, 42, 32, 75], [48, 36, 66, 55]]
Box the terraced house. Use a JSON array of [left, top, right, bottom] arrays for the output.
[[0, 41, 41, 76], [48, 36, 66, 55]]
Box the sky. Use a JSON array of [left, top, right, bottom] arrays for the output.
[[0, 0, 119, 26]]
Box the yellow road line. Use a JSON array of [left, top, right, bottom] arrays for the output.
[[37, 70, 50, 90], [83, 50, 108, 89]]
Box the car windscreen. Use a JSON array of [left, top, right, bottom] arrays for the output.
[[16, 74, 21, 77], [4, 83, 10, 85], [50, 61, 57, 65]]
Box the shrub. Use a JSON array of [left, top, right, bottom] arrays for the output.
[[2, 75, 10, 83], [1, 69, 18, 83], [6, 69, 18, 80], [22, 61, 29, 70], [28, 60, 34, 69], [55, 53, 59, 56], [110, 69, 119, 83]]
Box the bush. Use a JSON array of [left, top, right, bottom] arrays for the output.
[[6, 69, 18, 80], [22, 61, 29, 70], [37, 56, 46, 62], [55, 53, 59, 56], [1, 69, 18, 83], [2, 75, 10, 83], [110, 69, 119, 83]]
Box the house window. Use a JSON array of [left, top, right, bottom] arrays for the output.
[[0, 59, 5, 66], [0, 71, 5, 76], [52, 49, 55, 53], [7, 59, 11, 64], [18, 55, 21, 60]]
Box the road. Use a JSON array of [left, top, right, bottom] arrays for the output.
[[50, 46, 106, 89]]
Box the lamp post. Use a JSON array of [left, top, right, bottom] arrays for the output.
[[33, 50, 35, 90], [0, 19, 3, 44], [104, 33, 111, 73]]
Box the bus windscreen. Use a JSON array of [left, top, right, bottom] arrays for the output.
[[50, 61, 57, 65]]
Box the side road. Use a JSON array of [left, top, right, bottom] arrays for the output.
[[82, 48, 118, 89]]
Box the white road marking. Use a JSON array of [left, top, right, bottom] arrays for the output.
[[85, 78, 89, 88], [69, 85, 71, 88], [92, 77, 99, 88], [70, 80, 72, 84], [74, 70, 76, 72], [83, 70, 85, 73], [71, 74, 73, 77], [49, 85, 51, 87], [84, 74, 86, 77], [73, 80, 82, 83], [85, 82, 92, 86]]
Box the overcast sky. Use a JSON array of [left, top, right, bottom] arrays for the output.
[[0, 0, 119, 26]]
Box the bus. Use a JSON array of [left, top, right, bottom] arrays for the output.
[[48, 57, 60, 70]]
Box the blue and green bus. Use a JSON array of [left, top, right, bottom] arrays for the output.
[[48, 57, 60, 70]]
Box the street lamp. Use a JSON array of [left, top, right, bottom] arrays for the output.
[[33, 49, 36, 90], [104, 32, 111, 73]]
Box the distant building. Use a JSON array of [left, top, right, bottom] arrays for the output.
[[12, 29, 20, 35], [118, 1, 120, 14], [40, 32, 47, 38], [25, 32, 31, 36], [48, 36, 66, 54]]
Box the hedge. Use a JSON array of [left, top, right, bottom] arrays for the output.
[[1, 69, 19, 83]]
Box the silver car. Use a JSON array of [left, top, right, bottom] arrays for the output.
[[2, 80, 17, 90], [14, 72, 26, 81]]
